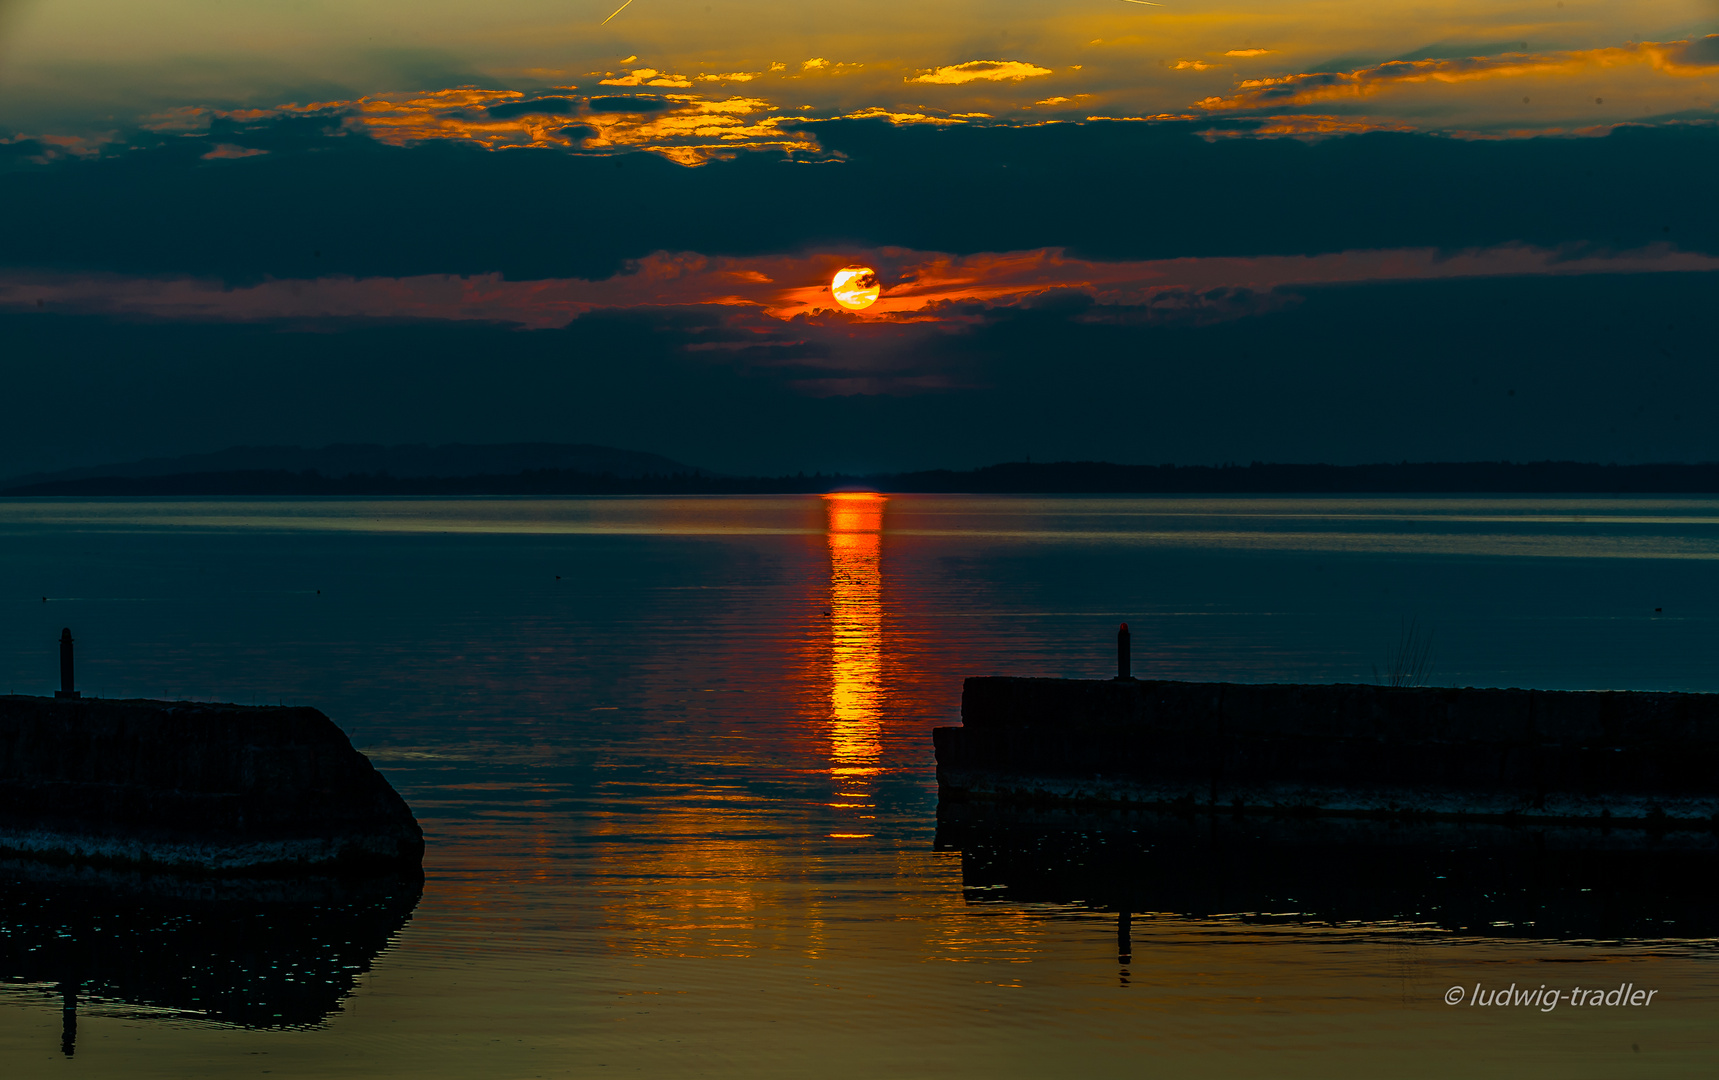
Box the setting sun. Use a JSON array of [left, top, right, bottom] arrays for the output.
[[830, 266, 881, 310]]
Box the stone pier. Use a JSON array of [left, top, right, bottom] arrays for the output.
[[0, 696, 423, 873], [934, 678, 1719, 826]]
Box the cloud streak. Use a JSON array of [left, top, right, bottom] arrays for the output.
[[163, 87, 817, 164], [7, 243, 1713, 329], [1198, 35, 1719, 111], [909, 61, 1053, 85]]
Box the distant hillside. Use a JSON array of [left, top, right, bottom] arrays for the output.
[[2, 443, 710, 488], [876, 460, 1719, 494], [7, 460, 1719, 497]]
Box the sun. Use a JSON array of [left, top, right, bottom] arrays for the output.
[[830, 266, 881, 310]]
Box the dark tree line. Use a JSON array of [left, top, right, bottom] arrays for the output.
[[9, 460, 1719, 497]]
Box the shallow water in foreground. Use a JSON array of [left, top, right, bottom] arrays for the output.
[[0, 494, 1715, 1078]]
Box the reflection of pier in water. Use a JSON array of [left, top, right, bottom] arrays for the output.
[[935, 802, 1719, 950], [0, 860, 421, 1054]]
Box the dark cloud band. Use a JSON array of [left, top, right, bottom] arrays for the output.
[[1, 117, 1716, 283]]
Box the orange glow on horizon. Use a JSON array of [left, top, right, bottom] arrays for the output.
[[22, 243, 1719, 328]]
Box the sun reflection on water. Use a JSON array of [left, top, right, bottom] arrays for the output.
[[824, 492, 886, 781]]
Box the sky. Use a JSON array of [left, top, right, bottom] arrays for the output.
[[1, 0, 1716, 475]]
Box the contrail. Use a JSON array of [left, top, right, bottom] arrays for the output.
[[1118, 0, 1164, 5], [601, 0, 634, 24]]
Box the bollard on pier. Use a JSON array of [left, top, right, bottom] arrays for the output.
[[55, 628, 80, 699]]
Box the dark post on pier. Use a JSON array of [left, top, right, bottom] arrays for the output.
[[55, 628, 80, 699], [60, 982, 77, 1057], [1115, 623, 1131, 681]]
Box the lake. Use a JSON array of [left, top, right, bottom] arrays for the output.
[[1, 494, 1715, 1078]]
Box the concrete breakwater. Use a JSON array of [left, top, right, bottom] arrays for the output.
[[0, 696, 423, 873], [933, 677, 1719, 826]]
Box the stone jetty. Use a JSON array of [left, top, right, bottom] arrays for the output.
[[934, 676, 1719, 827], [0, 695, 423, 873]]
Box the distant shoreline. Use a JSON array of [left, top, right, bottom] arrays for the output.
[[7, 461, 1719, 497]]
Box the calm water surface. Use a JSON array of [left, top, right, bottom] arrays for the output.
[[1, 495, 1716, 1078]]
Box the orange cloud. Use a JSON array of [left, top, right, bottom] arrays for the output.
[[600, 67, 694, 88], [1199, 115, 1419, 137], [909, 60, 1052, 85], [142, 106, 213, 132], [2, 131, 119, 162], [1198, 35, 1719, 111], [201, 143, 268, 159], [839, 107, 964, 125], [194, 88, 816, 165]]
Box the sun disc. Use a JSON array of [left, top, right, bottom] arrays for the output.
[[831, 266, 881, 310]]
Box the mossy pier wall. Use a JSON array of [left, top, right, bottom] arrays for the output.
[[933, 678, 1719, 826], [0, 696, 423, 873]]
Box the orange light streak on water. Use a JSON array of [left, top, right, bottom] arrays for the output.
[[824, 493, 886, 778]]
